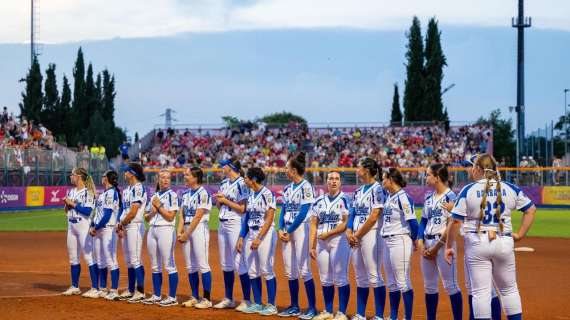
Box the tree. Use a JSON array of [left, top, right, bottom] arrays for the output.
[[19, 57, 43, 124], [390, 83, 402, 125], [58, 75, 72, 144], [134, 132, 139, 143], [259, 111, 307, 126], [221, 116, 242, 128], [403, 17, 424, 123], [71, 48, 86, 146], [475, 109, 516, 165], [102, 70, 116, 124], [42, 64, 59, 131], [423, 17, 447, 121]]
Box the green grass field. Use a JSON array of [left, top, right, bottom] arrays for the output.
[[0, 207, 568, 238]]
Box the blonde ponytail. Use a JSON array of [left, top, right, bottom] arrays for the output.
[[85, 175, 96, 198]]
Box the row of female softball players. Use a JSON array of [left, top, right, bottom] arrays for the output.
[[61, 153, 536, 320]]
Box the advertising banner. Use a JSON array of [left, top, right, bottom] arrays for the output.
[[26, 186, 45, 207], [44, 186, 69, 207], [0, 187, 26, 209], [542, 186, 570, 205]]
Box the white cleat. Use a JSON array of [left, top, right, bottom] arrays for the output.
[[159, 296, 179, 307], [82, 288, 100, 299], [333, 312, 349, 320], [127, 291, 146, 303], [142, 295, 162, 305], [213, 298, 236, 309], [194, 298, 213, 309], [313, 311, 334, 320], [97, 288, 108, 298], [117, 290, 133, 300], [62, 286, 81, 296], [235, 300, 251, 312], [181, 296, 199, 308], [105, 289, 119, 301], [350, 315, 366, 320], [370, 316, 385, 320]]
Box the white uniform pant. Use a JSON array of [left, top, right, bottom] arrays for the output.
[[464, 233, 521, 318], [67, 218, 94, 266], [94, 226, 119, 270], [383, 234, 413, 292], [121, 222, 145, 268], [282, 222, 313, 281], [244, 227, 277, 280], [421, 237, 460, 295], [147, 225, 177, 274], [351, 228, 384, 288], [218, 219, 248, 274], [182, 222, 211, 274], [317, 234, 350, 287]]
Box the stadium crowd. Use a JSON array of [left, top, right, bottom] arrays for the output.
[[140, 123, 492, 169], [0, 107, 56, 150]]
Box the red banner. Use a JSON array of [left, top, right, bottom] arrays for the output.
[[43, 186, 69, 207]]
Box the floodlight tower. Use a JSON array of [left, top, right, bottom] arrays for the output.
[[31, 0, 41, 66]]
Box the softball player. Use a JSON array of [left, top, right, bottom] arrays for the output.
[[61, 167, 98, 297], [143, 169, 179, 307], [381, 168, 419, 320], [236, 167, 279, 316], [177, 167, 213, 309], [419, 164, 462, 319], [213, 158, 252, 311], [90, 170, 122, 300], [445, 154, 536, 320], [116, 162, 147, 302], [278, 152, 317, 319], [309, 171, 351, 320], [345, 158, 386, 320]]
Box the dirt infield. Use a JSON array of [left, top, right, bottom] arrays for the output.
[[0, 232, 568, 320]]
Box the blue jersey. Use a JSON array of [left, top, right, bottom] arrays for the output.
[[93, 188, 120, 227], [310, 192, 350, 235], [282, 179, 315, 224], [381, 189, 415, 236], [350, 182, 385, 231], [422, 189, 456, 236], [181, 186, 212, 224], [219, 177, 249, 221], [245, 186, 276, 229]]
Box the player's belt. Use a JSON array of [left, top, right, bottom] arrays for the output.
[[425, 234, 442, 240], [68, 217, 83, 223], [250, 225, 260, 231], [219, 218, 229, 222], [467, 231, 512, 237], [184, 222, 191, 226], [382, 233, 408, 238]]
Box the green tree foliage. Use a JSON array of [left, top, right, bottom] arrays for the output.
[[403, 16, 424, 123], [101, 70, 116, 124], [476, 109, 515, 165], [259, 111, 307, 126], [423, 17, 447, 121], [42, 64, 59, 131], [390, 83, 402, 125], [71, 48, 86, 146], [59, 75, 73, 144], [19, 57, 43, 124]]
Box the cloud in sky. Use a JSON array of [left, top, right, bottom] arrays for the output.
[[1, 0, 569, 43]]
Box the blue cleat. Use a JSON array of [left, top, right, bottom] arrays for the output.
[[278, 306, 302, 317], [299, 308, 319, 320]]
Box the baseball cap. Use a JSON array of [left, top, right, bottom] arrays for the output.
[[219, 159, 239, 172], [461, 154, 478, 167]]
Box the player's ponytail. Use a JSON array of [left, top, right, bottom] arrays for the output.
[[429, 163, 453, 188], [475, 154, 502, 233], [104, 170, 122, 213], [359, 157, 382, 180], [73, 167, 96, 198], [385, 167, 407, 188], [288, 152, 306, 176]]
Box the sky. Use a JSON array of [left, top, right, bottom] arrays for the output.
[[1, 1, 569, 138]]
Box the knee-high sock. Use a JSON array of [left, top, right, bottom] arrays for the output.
[[338, 285, 350, 314], [402, 290, 414, 320], [251, 277, 263, 305], [127, 267, 135, 293], [189, 272, 200, 298], [305, 279, 316, 310], [110, 268, 120, 290], [152, 272, 162, 297], [168, 272, 178, 298], [389, 291, 401, 320], [70, 264, 80, 288], [374, 286, 386, 317], [202, 272, 212, 300], [289, 279, 299, 307], [135, 266, 145, 293], [492, 296, 502, 320], [98, 267, 108, 289], [266, 278, 277, 306], [223, 271, 234, 300], [469, 295, 475, 320], [323, 285, 334, 313], [356, 287, 369, 317], [88, 264, 99, 289], [426, 293, 439, 320], [450, 292, 463, 320], [507, 314, 521, 320], [239, 273, 251, 301]]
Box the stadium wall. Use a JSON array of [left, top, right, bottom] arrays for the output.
[[0, 185, 567, 211]]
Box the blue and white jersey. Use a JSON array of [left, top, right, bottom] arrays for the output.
[[181, 186, 212, 224], [66, 187, 95, 220], [422, 189, 457, 236], [219, 177, 250, 221], [93, 188, 120, 227], [119, 182, 147, 224], [381, 189, 416, 236], [148, 189, 179, 227], [245, 186, 276, 229], [350, 182, 385, 231], [282, 179, 315, 224], [451, 179, 533, 233], [310, 192, 350, 235]]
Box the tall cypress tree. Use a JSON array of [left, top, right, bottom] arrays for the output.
[[102, 69, 116, 125], [71, 48, 86, 146], [424, 17, 447, 121], [403, 16, 424, 123], [82, 63, 97, 146], [42, 64, 59, 131], [19, 57, 44, 124], [390, 83, 402, 125], [58, 75, 72, 144]]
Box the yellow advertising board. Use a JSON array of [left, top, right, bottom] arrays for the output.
[[26, 186, 45, 206], [542, 186, 570, 205]]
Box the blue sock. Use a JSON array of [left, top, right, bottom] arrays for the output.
[[135, 266, 145, 292], [491, 296, 502, 320], [88, 264, 99, 289], [202, 272, 212, 300], [507, 314, 521, 320], [469, 295, 475, 320], [152, 272, 162, 297], [402, 290, 414, 320], [338, 285, 350, 314], [425, 293, 439, 320], [252, 277, 263, 305], [127, 267, 136, 293], [98, 267, 108, 289], [305, 279, 316, 310], [289, 279, 299, 307], [266, 278, 277, 305], [389, 290, 401, 319], [450, 292, 463, 320], [70, 264, 80, 288], [110, 268, 120, 290], [356, 286, 369, 316], [189, 272, 199, 298], [374, 286, 386, 317], [168, 272, 178, 298], [223, 271, 234, 300], [239, 273, 251, 302], [323, 285, 334, 313]]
